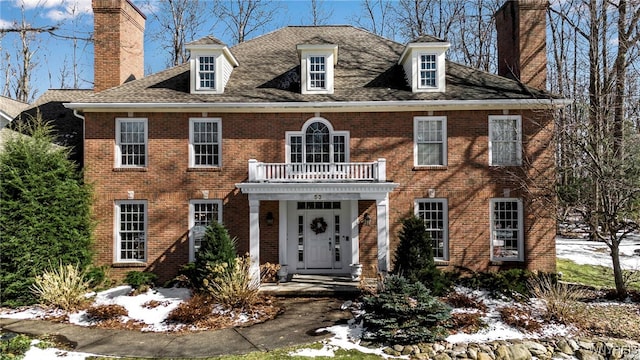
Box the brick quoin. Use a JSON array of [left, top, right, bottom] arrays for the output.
[[85, 110, 556, 283]]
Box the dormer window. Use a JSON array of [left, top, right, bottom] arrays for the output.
[[297, 44, 338, 94], [186, 36, 239, 94], [399, 38, 450, 93]]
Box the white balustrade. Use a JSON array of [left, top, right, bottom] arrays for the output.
[[247, 159, 387, 182]]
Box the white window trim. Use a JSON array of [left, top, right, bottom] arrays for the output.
[[298, 44, 337, 95], [188, 199, 223, 262], [488, 115, 522, 166], [418, 53, 438, 89], [189, 117, 222, 168], [489, 198, 524, 262], [115, 118, 148, 168], [114, 200, 148, 263], [285, 117, 349, 163], [413, 116, 447, 167], [189, 52, 223, 94], [195, 55, 216, 91], [415, 198, 449, 261]]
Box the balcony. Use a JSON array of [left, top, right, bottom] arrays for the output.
[[247, 158, 387, 182]]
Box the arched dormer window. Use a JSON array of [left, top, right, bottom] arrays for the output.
[[286, 118, 349, 164]]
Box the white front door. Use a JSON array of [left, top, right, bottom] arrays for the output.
[[306, 211, 333, 268]]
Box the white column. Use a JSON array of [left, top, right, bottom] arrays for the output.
[[376, 195, 390, 274], [278, 200, 288, 268], [249, 198, 260, 282], [350, 200, 360, 265]]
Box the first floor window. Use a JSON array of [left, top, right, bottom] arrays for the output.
[[189, 200, 222, 261], [416, 199, 448, 260], [116, 118, 147, 167], [490, 198, 524, 261], [116, 200, 147, 262], [414, 116, 447, 166]]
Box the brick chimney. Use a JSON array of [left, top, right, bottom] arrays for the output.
[[92, 0, 146, 92], [495, 0, 547, 90]]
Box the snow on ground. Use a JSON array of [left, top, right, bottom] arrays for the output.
[[556, 234, 640, 270], [3, 235, 640, 359]]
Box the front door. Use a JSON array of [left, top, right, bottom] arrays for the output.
[[306, 211, 333, 268]]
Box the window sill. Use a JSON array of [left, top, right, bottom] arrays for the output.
[[112, 262, 147, 268], [434, 260, 449, 266], [489, 260, 523, 265], [114, 167, 148, 172], [187, 167, 221, 172], [413, 165, 448, 171]]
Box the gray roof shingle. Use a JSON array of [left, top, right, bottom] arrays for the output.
[[77, 25, 554, 104]]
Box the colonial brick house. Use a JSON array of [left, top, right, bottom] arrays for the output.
[[67, 0, 564, 283]]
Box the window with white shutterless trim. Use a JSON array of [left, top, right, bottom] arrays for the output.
[[188, 199, 223, 262], [115, 118, 147, 168], [189, 118, 221, 168], [489, 115, 522, 166], [115, 200, 147, 263], [414, 116, 447, 167], [415, 198, 449, 261], [490, 198, 524, 261], [286, 118, 349, 163]]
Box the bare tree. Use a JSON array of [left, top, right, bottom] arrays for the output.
[[392, 0, 463, 41], [351, 0, 394, 39], [309, 0, 333, 26], [213, 0, 281, 44], [144, 0, 207, 67]]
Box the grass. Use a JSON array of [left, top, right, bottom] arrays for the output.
[[557, 258, 640, 291]]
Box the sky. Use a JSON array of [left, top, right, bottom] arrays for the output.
[[0, 0, 376, 101]]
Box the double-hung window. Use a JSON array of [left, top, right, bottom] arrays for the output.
[[489, 115, 522, 166], [287, 119, 349, 164], [189, 118, 221, 168], [116, 118, 147, 168], [115, 200, 147, 262], [197, 56, 216, 90], [414, 116, 447, 166], [308, 56, 326, 90], [416, 199, 449, 260], [419, 54, 437, 88], [490, 198, 524, 261], [188, 200, 222, 261]]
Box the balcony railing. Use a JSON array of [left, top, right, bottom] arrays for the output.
[[247, 158, 387, 182]]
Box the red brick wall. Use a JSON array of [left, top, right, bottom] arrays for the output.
[[84, 110, 556, 282], [92, 0, 145, 92]]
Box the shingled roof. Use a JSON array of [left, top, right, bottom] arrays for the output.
[[74, 25, 555, 105]]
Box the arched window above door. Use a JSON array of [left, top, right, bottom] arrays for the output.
[[286, 118, 349, 164]]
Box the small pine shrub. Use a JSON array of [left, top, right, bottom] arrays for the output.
[[528, 274, 588, 323], [394, 216, 451, 296], [498, 306, 542, 332], [86, 304, 128, 321], [362, 275, 451, 345], [124, 271, 157, 289], [0, 334, 32, 358], [203, 256, 260, 309], [30, 263, 90, 311], [166, 293, 215, 324], [193, 221, 237, 288]]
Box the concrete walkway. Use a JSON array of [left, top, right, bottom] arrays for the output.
[[0, 297, 354, 358]]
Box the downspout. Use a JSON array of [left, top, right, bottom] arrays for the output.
[[72, 109, 85, 168]]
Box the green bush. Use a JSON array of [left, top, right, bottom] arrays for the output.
[[394, 216, 451, 296], [202, 256, 260, 309], [0, 334, 31, 359], [124, 271, 157, 289], [85, 265, 111, 290], [361, 275, 451, 345], [193, 221, 237, 288], [460, 269, 539, 298], [0, 117, 93, 307], [30, 263, 90, 311]]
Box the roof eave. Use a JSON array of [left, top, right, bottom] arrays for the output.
[[64, 98, 571, 113]]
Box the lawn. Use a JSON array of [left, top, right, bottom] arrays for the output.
[[557, 258, 640, 291]]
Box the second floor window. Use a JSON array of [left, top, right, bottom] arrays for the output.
[[309, 56, 326, 89], [489, 115, 522, 166], [116, 118, 147, 168], [414, 116, 447, 166], [198, 56, 216, 90], [287, 119, 348, 164], [189, 118, 221, 167], [419, 54, 437, 88]]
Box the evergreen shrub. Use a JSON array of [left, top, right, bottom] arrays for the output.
[[193, 221, 237, 288], [124, 271, 157, 289], [362, 275, 451, 345]]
